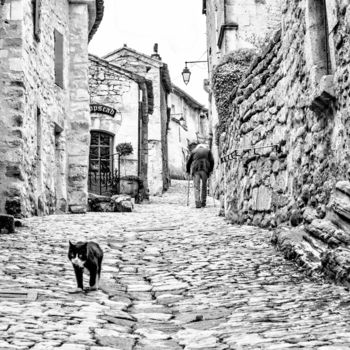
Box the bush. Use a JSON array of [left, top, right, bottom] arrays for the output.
[[212, 48, 257, 145], [116, 142, 133, 157]]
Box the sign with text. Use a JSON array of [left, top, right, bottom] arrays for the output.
[[90, 104, 117, 117]]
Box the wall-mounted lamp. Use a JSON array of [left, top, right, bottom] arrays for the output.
[[181, 60, 207, 85]]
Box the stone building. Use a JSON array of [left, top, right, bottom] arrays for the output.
[[88, 54, 153, 198], [206, 0, 350, 281], [102, 45, 172, 196], [168, 84, 209, 179], [0, 0, 104, 217], [202, 0, 281, 192]]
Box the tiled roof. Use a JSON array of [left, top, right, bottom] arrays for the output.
[[172, 84, 207, 111]]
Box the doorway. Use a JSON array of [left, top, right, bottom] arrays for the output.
[[88, 131, 115, 195]]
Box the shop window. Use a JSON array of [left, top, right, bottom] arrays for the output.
[[54, 29, 64, 88]]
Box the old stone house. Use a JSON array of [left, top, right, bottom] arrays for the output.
[[205, 0, 350, 281], [0, 0, 104, 217], [102, 45, 172, 196], [202, 0, 281, 191], [88, 54, 153, 198], [168, 84, 209, 179]]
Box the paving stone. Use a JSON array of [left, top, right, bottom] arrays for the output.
[[1, 181, 350, 350]]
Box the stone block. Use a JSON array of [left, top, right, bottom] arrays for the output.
[[112, 194, 134, 213], [5, 198, 22, 217], [9, 58, 22, 72], [252, 185, 272, 211], [69, 205, 87, 214], [0, 214, 15, 233], [336, 181, 350, 196], [271, 227, 326, 272]]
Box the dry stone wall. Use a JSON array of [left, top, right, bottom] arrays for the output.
[[215, 0, 350, 228]]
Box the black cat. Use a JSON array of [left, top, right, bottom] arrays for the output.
[[68, 241, 103, 292]]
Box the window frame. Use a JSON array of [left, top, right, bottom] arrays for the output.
[[54, 29, 64, 89]]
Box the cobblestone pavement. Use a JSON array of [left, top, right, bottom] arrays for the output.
[[1, 181, 350, 350]]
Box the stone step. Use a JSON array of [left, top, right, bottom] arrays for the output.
[[321, 247, 350, 286], [271, 226, 327, 272], [305, 219, 350, 247]]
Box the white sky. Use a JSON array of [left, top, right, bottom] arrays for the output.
[[89, 0, 208, 106]]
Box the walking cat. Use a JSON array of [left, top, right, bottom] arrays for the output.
[[68, 241, 103, 292]]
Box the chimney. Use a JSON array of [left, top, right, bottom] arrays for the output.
[[151, 43, 162, 61]]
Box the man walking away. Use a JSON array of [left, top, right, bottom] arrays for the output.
[[186, 143, 214, 208]]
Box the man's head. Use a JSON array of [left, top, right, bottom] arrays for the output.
[[188, 141, 199, 152]]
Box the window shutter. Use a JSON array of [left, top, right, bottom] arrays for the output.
[[54, 29, 64, 88], [34, 0, 41, 41]]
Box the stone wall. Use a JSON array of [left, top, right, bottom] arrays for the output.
[[0, 0, 72, 216], [204, 0, 282, 199], [0, 0, 98, 217], [215, 0, 350, 228], [0, 1, 25, 216]]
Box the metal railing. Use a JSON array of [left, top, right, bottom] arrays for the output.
[[220, 144, 280, 163], [88, 153, 119, 196]]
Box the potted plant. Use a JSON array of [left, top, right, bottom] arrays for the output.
[[116, 142, 133, 157]]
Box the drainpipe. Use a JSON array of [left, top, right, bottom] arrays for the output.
[[138, 87, 143, 179]]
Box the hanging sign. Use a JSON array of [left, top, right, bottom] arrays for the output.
[[90, 104, 117, 117]]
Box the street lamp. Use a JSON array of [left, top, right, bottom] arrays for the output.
[[182, 64, 191, 85], [181, 60, 207, 85]]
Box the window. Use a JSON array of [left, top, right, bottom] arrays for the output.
[[33, 0, 41, 41], [54, 29, 64, 88]]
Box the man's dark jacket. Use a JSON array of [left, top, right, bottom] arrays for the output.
[[186, 146, 214, 176]]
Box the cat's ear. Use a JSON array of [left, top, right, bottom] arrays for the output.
[[69, 240, 74, 247]]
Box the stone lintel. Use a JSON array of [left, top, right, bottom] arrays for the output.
[[217, 23, 239, 49]]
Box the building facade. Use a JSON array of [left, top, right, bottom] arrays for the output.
[[102, 45, 172, 196], [168, 84, 209, 179], [88, 54, 153, 198], [0, 0, 104, 217]]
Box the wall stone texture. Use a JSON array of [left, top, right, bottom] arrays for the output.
[[0, 0, 100, 217], [214, 0, 350, 231]]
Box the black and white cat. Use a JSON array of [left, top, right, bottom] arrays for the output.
[[68, 241, 103, 293]]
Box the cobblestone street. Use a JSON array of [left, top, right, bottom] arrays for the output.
[[1, 181, 350, 350]]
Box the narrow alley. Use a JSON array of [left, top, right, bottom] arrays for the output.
[[1, 181, 350, 350]]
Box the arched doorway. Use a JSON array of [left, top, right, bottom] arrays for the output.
[[88, 131, 115, 195]]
